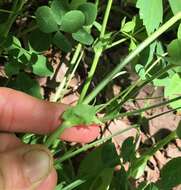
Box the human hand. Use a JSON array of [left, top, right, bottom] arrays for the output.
[[0, 87, 100, 190]]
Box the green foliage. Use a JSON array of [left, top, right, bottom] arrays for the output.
[[121, 136, 136, 163], [62, 104, 101, 126], [70, 0, 87, 9], [72, 29, 94, 45], [52, 32, 72, 52], [8, 72, 42, 99], [34, 0, 98, 48], [167, 39, 181, 66], [168, 0, 181, 15], [110, 167, 129, 190], [35, 6, 59, 33], [121, 17, 136, 33], [177, 23, 181, 39], [78, 3, 97, 26], [128, 155, 149, 179], [51, 0, 69, 25], [176, 121, 181, 139], [77, 142, 119, 189], [136, 0, 163, 34], [137, 182, 159, 190], [1, 0, 181, 189], [29, 29, 52, 52], [164, 73, 181, 110], [60, 10, 85, 33], [32, 54, 53, 77], [159, 157, 181, 190]]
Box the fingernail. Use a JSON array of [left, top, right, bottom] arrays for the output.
[[23, 149, 52, 183]]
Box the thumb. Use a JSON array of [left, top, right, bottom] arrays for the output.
[[0, 144, 53, 190]]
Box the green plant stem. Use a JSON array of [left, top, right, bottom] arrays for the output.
[[78, 49, 102, 103], [106, 38, 127, 49], [129, 130, 177, 177], [62, 51, 84, 99], [0, 9, 14, 14], [147, 131, 177, 157], [70, 44, 82, 66], [52, 44, 82, 102], [52, 77, 67, 102], [102, 95, 181, 122], [45, 121, 71, 148], [3, 0, 25, 38], [148, 106, 181, 120], [61, 179, 86, 190], [55, 125, 137, 163], [78, 0, 113, 103], [145, 53, 168, 74], [100, 0, 113, 38], [83, 12, 181, 104], [117, 65, 174, 106], [95, 0, 99, 8], [97, 64, 173, 113], [0, 0, 25, 51]]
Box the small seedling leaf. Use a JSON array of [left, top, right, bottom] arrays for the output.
[[135, 64, 146, 80], [121, 20, 135, 33]]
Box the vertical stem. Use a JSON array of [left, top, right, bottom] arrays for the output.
[[3, 0, 25, 38], [61, 51, 84, 100], [78, 49, 102, 103], [52, 44, 82, 102], [0, 0, 25, 50], [79, 0, 113, 103], [100, 0, 113, 38], [70, 44, 82, 66]]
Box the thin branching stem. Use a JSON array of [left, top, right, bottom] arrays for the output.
[[83, 12, 181, 104]]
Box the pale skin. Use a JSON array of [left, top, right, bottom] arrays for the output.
[[0, 87, 100, 190]]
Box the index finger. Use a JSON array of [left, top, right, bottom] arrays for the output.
[[0, 88, 100, 143], [0, 87, 65, 134]]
